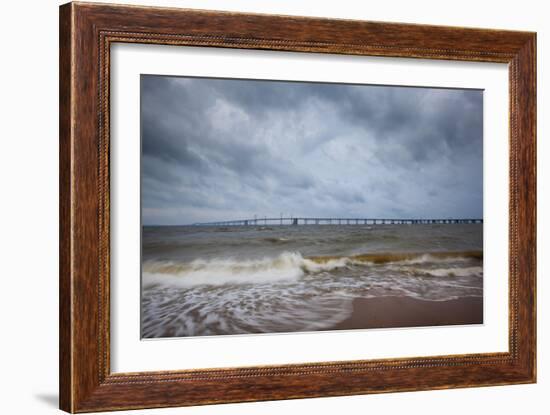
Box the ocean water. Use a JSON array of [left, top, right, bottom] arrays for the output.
[[141, 224, 483, 338]]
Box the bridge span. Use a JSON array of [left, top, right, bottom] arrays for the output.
[[192, 217, 483, 226]]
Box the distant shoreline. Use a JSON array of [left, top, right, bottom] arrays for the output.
[[330, 296, 483, 331]]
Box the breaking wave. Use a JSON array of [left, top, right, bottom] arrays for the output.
[[142, 250, 483, 288]]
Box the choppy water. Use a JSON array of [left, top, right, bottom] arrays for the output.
[[141, 224, 483, 338]]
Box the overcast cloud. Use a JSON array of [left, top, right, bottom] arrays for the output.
[[141, 75, 483, 225]]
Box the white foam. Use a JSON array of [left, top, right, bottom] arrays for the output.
[[143, 251, 348, 288], [143, 251, 482, 289], [422, 266, 483, 277], [395, 254, 471, 265]]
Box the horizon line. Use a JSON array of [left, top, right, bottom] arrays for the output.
[[143, 216, 484, 227]]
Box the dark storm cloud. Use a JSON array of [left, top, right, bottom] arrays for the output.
[[141, 75, 483, 225]]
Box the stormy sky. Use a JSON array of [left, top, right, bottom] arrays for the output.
[[141, 75, 483, 225]]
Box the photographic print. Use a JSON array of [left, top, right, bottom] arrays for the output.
[[140, 75, 483, 338]]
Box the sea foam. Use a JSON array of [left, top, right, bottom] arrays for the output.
[[143, 250, 483, 288], [143, 251, 354, 288]]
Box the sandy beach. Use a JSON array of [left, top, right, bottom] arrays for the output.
[[330, 296, 483, 331]]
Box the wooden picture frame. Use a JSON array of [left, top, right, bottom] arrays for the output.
[[59, 2, 536, 412]]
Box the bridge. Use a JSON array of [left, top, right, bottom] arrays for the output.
[[192, 217, 483, 226]]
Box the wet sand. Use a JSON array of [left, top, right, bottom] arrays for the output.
[[331, 296, 483, 330]]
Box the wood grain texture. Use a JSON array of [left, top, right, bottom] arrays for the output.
[[59, 3, 73, 411], [59, 2, 536, 412]]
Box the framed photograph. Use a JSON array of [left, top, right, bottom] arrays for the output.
[[59, 2, 536, 412]]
